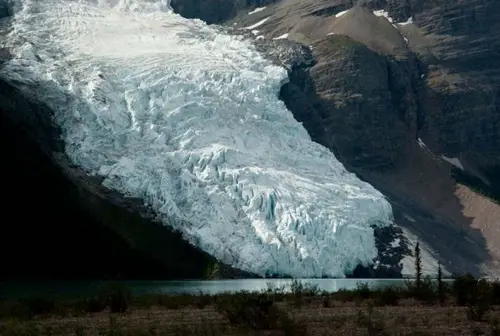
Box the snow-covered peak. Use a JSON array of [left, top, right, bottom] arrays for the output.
[[0, 0, 394, 277]]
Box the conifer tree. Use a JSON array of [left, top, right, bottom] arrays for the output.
[[415, 242, 422, 290]]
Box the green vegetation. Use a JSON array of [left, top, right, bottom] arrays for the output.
[[325, 35, 364, 51]]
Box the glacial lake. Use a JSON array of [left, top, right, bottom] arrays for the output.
[[0, 279, 419, 299]]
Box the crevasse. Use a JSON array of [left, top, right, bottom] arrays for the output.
[[0, 0, 393, 277]]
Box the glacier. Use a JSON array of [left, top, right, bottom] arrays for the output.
[[0, 0, 394, 277]]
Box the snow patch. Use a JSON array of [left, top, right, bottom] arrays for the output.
[[272, 33, 289, 40], [397, 17, 413, 26], [403, 214, 416, 223], [248, 7, 266, 15], [335, 9, 349, 18], [1, 0, 394, 278], [251, 29, 259, 35], [245, 17, 270, 30], [373, 10, 394, 23], [441, 155, 464, 170], [417, 137, 426, 148], [390, 238, 401, 248]]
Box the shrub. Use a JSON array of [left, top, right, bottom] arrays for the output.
[[467, 301, 490, 322], [374, 286, 399, 306], [289, 280, 319, 307], [491, 281, 500, 305], [333, 283, 373, 302], [97, 283, 131, 313], [415, 277, 437, 304], [453, 274, 478, 306], [466, 279, 492, 322], [157, 295, 181, 310], [0, 299, 29, 320], [194, 294, 212, 309], [322, 296, 333, 308], [354, 283, 373, 300], [357, 304, 387, 336], [490, 318, 500, 336], [216, 293, 279, 330], [20, 296, 56, 317], [262, 282, 287, 302], [290, 280, 319, 296], [278, 312, 308, 336], [75, 296, 107, 313]]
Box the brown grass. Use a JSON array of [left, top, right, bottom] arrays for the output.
[[2, 297, 500, 335], [3, 276, 500, 335]]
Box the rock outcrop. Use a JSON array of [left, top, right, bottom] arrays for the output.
[[282, 34, 409, 169], [170, 0, 279, 24]]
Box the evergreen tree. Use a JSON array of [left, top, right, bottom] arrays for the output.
[[415, 242, 422, 289], [437, 261, 445, 304]]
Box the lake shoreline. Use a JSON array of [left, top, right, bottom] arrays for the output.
[[2, 276, 500, 335], [1, 278, 454, 300]]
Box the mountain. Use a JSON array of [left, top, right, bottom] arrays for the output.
[[1, 0, 499, 279], [0, 0, 393, 279], [170, 0, 500, 276]]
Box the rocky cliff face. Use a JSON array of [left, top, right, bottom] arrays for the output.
[[170, 0, 279, 24], [283, 35, 409, 169], [387, 0, 500, 177], [168, 0, 500, 276]]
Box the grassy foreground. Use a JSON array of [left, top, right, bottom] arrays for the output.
[[2, 275, 500, 335]]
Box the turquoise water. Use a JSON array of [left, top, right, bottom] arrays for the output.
[[0, 279, 413, 299]]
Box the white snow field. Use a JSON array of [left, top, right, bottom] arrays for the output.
[[0, 0, 394, 277]]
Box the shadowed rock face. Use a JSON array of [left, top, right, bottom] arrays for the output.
[[284, 35, 409, 169], [170, 0, 280, 24], [389, 0, 500, 182], [0, 110, 171, 280]]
